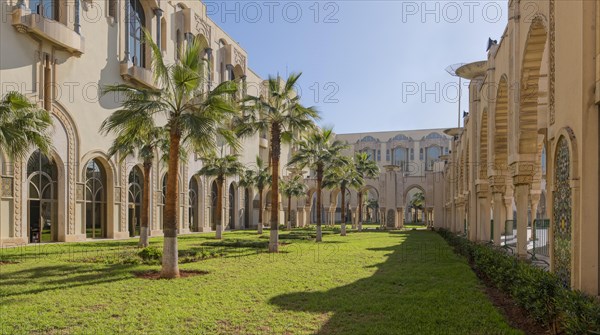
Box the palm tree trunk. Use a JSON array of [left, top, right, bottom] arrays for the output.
[[139, 160, 152, 248], [215, 176, 224, 239], [316, 166, 323, 242], [358, 191, 363, 232], [269, 124, 281, 253], [160, 126, 181, 278], [258, 188, 263, 234], [340, 186, 346, 236], [287, 195, 292, 230]]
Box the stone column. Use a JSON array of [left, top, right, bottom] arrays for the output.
[[475, 182, 490, 241], [329, 207, 336, 226], [351, 207, 357, 229], [514, 183, 530, 258], [154, 8, 163, 47], [476, 195, 489, 241], [529, 191, 541, 238], [297, 207, 305, 228], [492, 191, 505, 245], [456, 199, 465, 234]]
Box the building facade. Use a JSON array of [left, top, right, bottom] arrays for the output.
[[0, 0, 296, 244], [327, 129, 450, 228], [442, 0, 599, 295]]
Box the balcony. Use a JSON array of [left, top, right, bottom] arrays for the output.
[[120, 62, 157, 90], [12, 8, 84, 56]]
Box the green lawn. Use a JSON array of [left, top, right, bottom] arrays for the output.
[[0, 230, 521, 335]]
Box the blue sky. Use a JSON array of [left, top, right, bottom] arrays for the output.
[[207, 1, 507, 134]]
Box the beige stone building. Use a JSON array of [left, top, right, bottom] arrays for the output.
[[323, 129, 450, 228], [442, 0, 599, 296], [1, 0, 598, 298], [0, 0, 296, 244]]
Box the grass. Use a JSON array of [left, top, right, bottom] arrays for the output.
[[0, 230, 521, 335]]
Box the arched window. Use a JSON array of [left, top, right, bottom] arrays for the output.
[[392, 147, 408, 171], [128, 0, 146, 67], [128, 167, 143, 237], [160, 173, 168, 229], [30, 0, 58, 20], [228, 184, 236, 229], [210, 181, 218, 230], [360, 148, 376, 161], [425, 146, 442, 171], [85, 159, 106, 239], [189, 178, 198, 231], [27, 150, 58, 243]]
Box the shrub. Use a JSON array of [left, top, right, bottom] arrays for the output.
[[438, 229, 600, 334], [138, 246, 162, 262]]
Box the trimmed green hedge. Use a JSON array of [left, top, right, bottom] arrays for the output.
[[438, 229, 600, 335]]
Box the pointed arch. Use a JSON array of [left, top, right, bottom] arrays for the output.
[[519, 16, 548, 155], [494, 76, 509, 172]]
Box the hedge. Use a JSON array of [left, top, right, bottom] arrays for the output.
[[437, 228, 600, 335]]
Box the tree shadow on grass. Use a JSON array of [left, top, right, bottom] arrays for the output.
[[269, 231, 518, 335], [0, 263, 132, 299]]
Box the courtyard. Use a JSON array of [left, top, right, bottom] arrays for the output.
[[0, 230, 520, 335]]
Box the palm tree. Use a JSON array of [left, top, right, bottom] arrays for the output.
[[0, 91, 53, 160], [288, 127, 348, 242], [197, 154, 245, 239], [280, 175, 307, 230], [323, 163, 362, 236], [354, 152, 380, 231], [102, 33, 238, 278], [100, 112, 166, 247], [236, 73, 319, 252], [241, 156, 271, 234]]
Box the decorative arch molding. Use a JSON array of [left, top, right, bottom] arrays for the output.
[[80, 151, 117, 183], [493, 75, 509, 172], [80, 152, 117, 237], [550, 127, 579, 288], [17, 149, 66, 241], [51, 102, 79, 235], [518, 15, 548, 155], [403, 184, 425, 204], [479, 108, 489, 179]]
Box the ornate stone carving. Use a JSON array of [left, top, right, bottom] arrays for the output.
[[1, 177, 13, 197], [386, 209, 395, 227], [13, 159, 22, 237], [233, 48, 246, 72], [52, 107, 77, 235], [549, 0, 556, 125], [76, 184, 84, 200], [183, 165, 189, 229], [120, 161, 127, 232], [553, 137, 571, 287], [194, 14, 212, 42]]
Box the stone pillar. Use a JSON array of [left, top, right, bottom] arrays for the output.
[[297, 207, 305, 228], [351, 207, 357, 229], [154, 8, 163, 47], [329, 207, 336, 226], [514, 183, 530, 257], [456, 200, 465, 234], [476, 195, 490, 241], [398, 208, 404, 229], [529, 191, 541, 243], [492, 191, 505, 245]]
